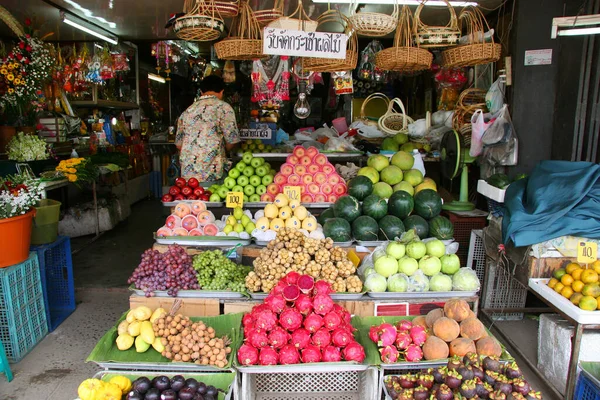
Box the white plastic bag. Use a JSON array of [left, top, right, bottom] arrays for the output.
[[482, 105, 512, 145], [407, 118, 428, 138], [486, 77, 505, 114], [470, 109, 493, 157]]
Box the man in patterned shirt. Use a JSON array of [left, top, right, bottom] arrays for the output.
[[176, 75, 240, 182]]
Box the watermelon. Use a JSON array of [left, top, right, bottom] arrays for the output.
[[362, 194, 388, 220], [378, 215, 405, 241], [403, 215, 429, 239], [323, 218, 352, 242], [352, 216, 379, 241], [347, 176, 373, 201], [333, 195, 361, 222], [318, 207, 335, 225], [414, 189, 442, 219], [429, 215, 454, 240], [388, 191, 414, 219]]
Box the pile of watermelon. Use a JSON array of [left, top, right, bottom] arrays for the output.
[[261, 146, 347, 203], [319, 176, 454, 243]]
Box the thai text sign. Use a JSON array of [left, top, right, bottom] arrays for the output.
[[263, 28, 348, 59]]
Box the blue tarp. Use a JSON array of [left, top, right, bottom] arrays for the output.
[[502, 160, 600, 247]]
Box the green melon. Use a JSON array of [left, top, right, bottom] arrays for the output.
[[414, 189, 442, 219], [347, 176, 373, 201], [429, 215, 454, 240], [333, 195, 361, 222], [403, 215, 429, 239], [318, 207, 335, 226], [323, 218, 352, 242], [362, 194, 388, 220], [388, 190, 414, 219], [378, 215, 405, 241], [352, 216, 379, 241]]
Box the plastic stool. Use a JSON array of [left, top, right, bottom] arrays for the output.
[[0, 339, 13, 382]]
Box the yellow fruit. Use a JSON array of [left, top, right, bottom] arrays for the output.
[[561, 286, 574, 299], [581, 269, 599, 284], [570, 293, 583, 306], [264, 204, 278, 219], [553, 268, 567, 280], [135, 336, 151, 352], [566, 263, 581, 274], [572, 280, 585, 293], [150, 308, 166, 323], [226, 215, 237, 226], [279, 206, 293, 219], [289, 200, 301, 210], [294, 206, 308, 221], [582, 283, 600, 297], [597, 297, 600, 310], [132, 306, 152, 321], [415, 180, 437, 194], [115, 333, 134, 350], [78, 378, 104, 400], [592, 260, 600, 274], [553, 282, 565, 293], [274, 193, 289, 208], [547, 278, 558, 289], [127, 320, 141, 336], [270, 218, 284, 231], [561, 274, 574, 286], [256, 217, 270, 231], [95, 382, 122, 400], [152, 337, 165, 353], [140, 320, 155, 344], [125, 310, 136, 323], [302, 216, 317, 232], [572, 268, 584, 281], [109, 375, 132, 394], [117, 320, 129, 335], [579, 295, 598, 311], [285, 216, 300, 229]]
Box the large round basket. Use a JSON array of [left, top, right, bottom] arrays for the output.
[[174, 14, 225, 41], [214, 1, 265, 60], [378, 97, 414, 136], [348, 0, 398, 37], [212, 0, 239, 18], [414, 0, 460, 49], [255, 0, 284, 26], [267, 0, 318, 32]]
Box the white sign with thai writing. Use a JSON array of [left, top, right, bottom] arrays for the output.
[[524, 49, 552, 66], [240, 128, 272, 139], [263, 28, 348, 59]]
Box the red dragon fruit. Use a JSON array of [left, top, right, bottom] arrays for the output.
[[381, 345, 400, 363], [268, 326, 290, 349], [312, 328, 332, 348], [396, 320, 413, 331], [264, 294, 286, 314], [251, 303, 270, 314], [372, 323, 397, 347], [279, 344, 301, 364], [258, 347, 279, 365], [295, 293, 313, 315], [291, 328, 311, 349], [279, 308, 303, 331], [410, 325, 427, 346], [313, 280, 333, 296], [272, 280, 288, 295], [369, 326, 379, 343], [237, 344, 259, 365], [405, 343, 424, 362], [283, 285, 300, 301], [248, 329, 269, 348], [331, 328, 354, 348], [297, 274, 315, 293], [301, 344, 322, 363], [303, 313, 324, 333], [322, 345, 342, 362], [242, 313, 255, 331], [342, 341, 366, 362], [255, 310, 278, 331], [323, 311, 342, 331], [285, 271, 301, 285], [395, 330, 412, 350], [313, 294, 334, 315]]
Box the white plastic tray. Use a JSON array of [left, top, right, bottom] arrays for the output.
[[529, 278, 600, 324], [155, 235, 251, 246], [236, 361, 370, 374], [356, 240, 385, 247], [249, 292, 364, 300], [163, 200, 224, 207], [367, 290, 479, 299], [244, 202, 332, 209], [477, 179, 506, 203], [249, 292, 268, 300], [334, 241, 354, 248], [129, 286, 245, 298]]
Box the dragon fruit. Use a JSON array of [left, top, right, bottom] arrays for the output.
[[268, 326, 290, 349], [373, 323, 397, 347], [295, 293, 314, 315], [237, 344, 259, 365], [283, 284, 300, 301], [313, 294, 334, 315], [314, 280, 333, 295], [297, 274, 315, 293], [279, 308, 303, 331], [396, 320, 413, 331], [255, 310, 278, 331], [405, 343, 424, 362], [285, 271, 301, 285], [311, 328, 332, 348], [332, 304, 352, 325], [248, 329, 269, 348], [322, 345, 342, 362], [301, 345, 322, 363], [323, 311, 342, 331], [369, 326, 379, 343], [258, 347, 279, 365], [342, 341, 366, 362], [291, 328, 311, 349], [272, 280, 288, 295], [264, 294, 286, 314], [410, 325, 427, 346], [242, 313, 255, 331], [251, 304, 270, 314], [279, 344, 301, 364], [395, 330, 412, 350], [303, 313, 324, 333], [381, 345, 400, 363], [331, 328, 354, 348]]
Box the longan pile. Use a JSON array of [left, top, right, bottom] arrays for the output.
[[152, 313, 231, 368], [245, 228, 363, 293]]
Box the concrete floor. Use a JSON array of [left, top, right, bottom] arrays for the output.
[[0, 199, 561, 399]]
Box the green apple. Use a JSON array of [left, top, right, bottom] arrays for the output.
[[234, 224, 244, 233], [256, 185, 267, 195], [223, 224, 234, 234], [255, 165, 268, 177], [270, 169, 277, 176], [236, 176, 249, 187], [235, 161, 247, 172], [264, 162, 271, 170], [245, 222, 256, 234], [224, 177, 236, 189], [249, 194, 261, 202], [243, 195, 249, 203], [217, 187, 228, 199], [233, 207, 244, 220], [226, 215, 237, 226], [250, 157, 263, 168], [249, 175, 262, 187], [240, 214, 251, 227], [242, 166, 255, 177], [262, 174, 274, 186], [209, 193, 221, 202], [242, 152, 254, 164], [232, 185, 244, 193], [209, 184, 219, 193], [244, 185, 255, 196], [228, 168, 241, 179]]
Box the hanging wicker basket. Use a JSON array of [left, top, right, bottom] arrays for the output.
[[214, 1, 265, 60], [255, 0, 284, 27], [174, 0, 226, 42], [378, 97, 415, 136], [442, 7, 502, 67], [303, 9, 358, 72], [0, 5, 24, 37], [414, 0, 460, 49], [375, 6, 432, 72], [267, 0, 318, 32], [348, 0, 398, 37], [452, 88, 487, 130]]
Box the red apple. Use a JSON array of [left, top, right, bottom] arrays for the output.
[[169, 186, 181, 196], [174, 194, 185, 201], [205, 190, 212, 196], [175, 177, 187, 188], [181, 186, 193, 196], [200, 194, 210, 201], [162, 194, 173, 203], [187, 177, 199, 189], [193, 187, 204, 197], [187, 195, 198, 200]]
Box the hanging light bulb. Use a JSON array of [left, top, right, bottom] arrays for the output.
[[294, 93, 311, 119]]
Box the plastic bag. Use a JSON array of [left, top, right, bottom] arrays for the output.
[[324, 136, 360, 152], [388, 273, 409, 292], [408, 118, 428, 138], [349, 120, 386, 138], [408, 270, 430, 292], [482, 105, 513, 145], [451, 268, 481, 291], [486, 77, 505, 114], [425, 125, 452, 150], [431, 110, 454, 128], [470, 109, 493, 157], [481, 105, 518, 166]]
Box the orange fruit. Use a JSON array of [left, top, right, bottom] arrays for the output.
[[572, 280, 585, 293], [561, 274, 574, 286], [566, 263, 581, 274], [592, 260, 600, 274], [597, 297, 600, 310], [561, 286, 574, 299], [570, 293, 583, 306], [547, 278, 559, 289], [579, 295, 598, 311], [572, 268, 584, 281], [582, 283, 600, 297], [581, 269, 599, 284], [554, 282, 565, 293], [553, 268, 567, 279]]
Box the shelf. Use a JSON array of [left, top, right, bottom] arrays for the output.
[[70, 99, 139, 110]]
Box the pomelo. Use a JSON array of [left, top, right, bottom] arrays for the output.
[[404, 169, 424, 187], [372, 182, 393, 199], [358, 166, 380, 184], [381, 138, 399, 152], [393, 181, 414, 196], [391, 150, 414, 170], [393, 132, 409, 145], [367, 154, 390, 172], [380, 165, 404, 186]]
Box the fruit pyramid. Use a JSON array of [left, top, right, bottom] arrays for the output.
[[237, 272, 366, 366], [255, 192, 320, 234], [261, 146, 347, 203]]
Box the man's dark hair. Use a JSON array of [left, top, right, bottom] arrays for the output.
[[200, 75, 225, 94]]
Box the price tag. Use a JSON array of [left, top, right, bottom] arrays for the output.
[[226, 192, 244, 208], [577, 241, 598, 264], [284, 186, 301, 201]]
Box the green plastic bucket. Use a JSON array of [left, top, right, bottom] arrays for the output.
[[31, 199, 61, 245]]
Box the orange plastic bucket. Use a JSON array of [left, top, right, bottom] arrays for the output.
[[0, 210, 35, 268]]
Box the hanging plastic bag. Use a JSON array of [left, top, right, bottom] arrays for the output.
[[482, 105, 519, 166], [470, 109, 493, 157], [485, 77, 505, 114], [482, 104, 513, 145]]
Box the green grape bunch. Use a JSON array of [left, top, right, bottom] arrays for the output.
[[192, 250, 251, 292]]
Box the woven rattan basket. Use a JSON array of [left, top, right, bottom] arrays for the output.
[[414, 0, 460, 49], [174, 0, 226, 41], [379, 97, 414, 136], [255, 0, 284, 26], [349, 0, 398, 37], [303, 10, 358, 72], [375, 6, 432, 72], [442, 7, 501, 67], [452, 88, 487, 130], [214, 1, 265, 60], [0, 5, 24, 37], [267, 0, 318, 32]]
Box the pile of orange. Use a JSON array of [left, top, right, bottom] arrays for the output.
[[547, 261, 600, 311]]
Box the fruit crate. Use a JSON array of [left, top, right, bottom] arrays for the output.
[[467, 229, 486, 283], [31, 236, 76, 332], [575, 362, 600, 400], [379, 363, 446, 400], [239, 365, 379, 400], [0, 252, 48, 363], [443, 211, 488, 267], [482, 257, 527, 321]]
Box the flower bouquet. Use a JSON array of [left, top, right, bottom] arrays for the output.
[[55, 157, 98, 185], [6, 131, 49, 162], [0, 174, 42, 219]]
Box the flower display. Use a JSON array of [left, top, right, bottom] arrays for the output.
[[6, 132, 49, 162], [0, 175, 42, 220], [55, 158, 99, 184]]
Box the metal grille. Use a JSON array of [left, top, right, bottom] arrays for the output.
[[482, 258, 527, 321], [467, 230, 487, 283], [256, 371, 358, 393]]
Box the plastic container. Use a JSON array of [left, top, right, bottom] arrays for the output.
[[0, 210, 35, 268], [412, 149, 426, 176], [332, 117, 349, 134], [576, 362, 600, 400], [31, 199, 61, 245], [0, 252, 48, 363]]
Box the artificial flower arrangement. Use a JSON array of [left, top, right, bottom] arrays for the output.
[[0, 174, 42, 220], [6, 131, 49, 162], [55, 158, 98, 184]]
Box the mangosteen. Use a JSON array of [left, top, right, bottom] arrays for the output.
[[458, 365, 475, 381], [483, 356, 501, 372], [508, 393, 527, 400], [433, 367, 447, 384], [152, 376, 170, 391], [512, 378, 531, 395], [126, 390, 143, 400], [504, 362, 523, 379], [445, 370, 463, 389], [417, 374, 434, 389], [463, 352, 480, 366], [526, 390, 542, 400], [398, 388, 414, 400], [143, 388, 160, 400], [494, 378, 513, 395], [447, 355, 463, 371], [414, 385, 430, 400], [170, 375, 186, 392], [179, 387, 197, 400], [460, 379, 477, 398], [185, 378, 200, 391], [193, 395, 204, 400], [205, 385, 218, 397], [387, 387, 399, 399], [476, 381, 493, 399], [132, 377, 152, 394], [399, 374, 416, 389], [484, 370, 499, 386], [197, 382, 207, 395], [160, 389, 177, 400], [472, 366, 485, 381], [489, 390, 507, 400], [435, 384, 454, 400]]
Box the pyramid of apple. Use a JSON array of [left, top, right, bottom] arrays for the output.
[[262, 146, 347, 203], [157, 202, 219, 237]]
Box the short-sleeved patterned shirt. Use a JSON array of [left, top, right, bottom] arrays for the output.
[[176, 95, 240, 181]]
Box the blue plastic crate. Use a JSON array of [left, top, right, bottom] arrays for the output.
[[0, 253, 48, 363], [31, 236, 75, 332], [576, 369, 600, 400]]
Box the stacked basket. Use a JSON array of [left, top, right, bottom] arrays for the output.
[[414, 0, 460, 49], [173, 0, 231, 42], [214, 1, 265, 60], [254, 0, 284, 27]]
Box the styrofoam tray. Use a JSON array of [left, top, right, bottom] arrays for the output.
[[245, 202, 332, 209], [367, 290, 479, 299], [529, 278, 600, 324], [253, 240, 271, 247], [163, 200, 224, 207], [155, 235, 251, 246], [236, 361, 370, 373], [334, 241, 354, 248], [330, 292, 365, 300], [477, 179, 506, 203], [356, 240, 385, 247], [129, 285, 245, 298], [249, 292, 268, 300]]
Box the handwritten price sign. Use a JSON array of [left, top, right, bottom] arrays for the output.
[[577, 241, 598, 264], [284, 186, 301, 202], [226, 192, 244, 208]]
